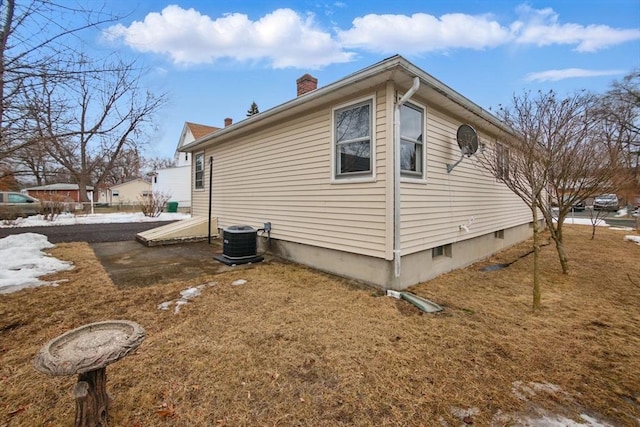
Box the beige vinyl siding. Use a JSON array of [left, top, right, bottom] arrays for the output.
[[193, 88, 390, 258], [400, 106, 530, 255]]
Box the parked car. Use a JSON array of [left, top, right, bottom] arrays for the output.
[[0, 191, 41, 219], [571, 200, 586, 211], [593, 194, 619, 211]]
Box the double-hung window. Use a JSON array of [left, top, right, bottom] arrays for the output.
[[194, 152, 204, 190], [334, 99, 372, 178], [496, 143, 509, 181], [400, 102, 424, 177]]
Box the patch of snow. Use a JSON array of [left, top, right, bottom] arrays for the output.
[[158, 282, 217, 314], [530, 382, 562, 394], [554, 218, 609, 227], [614, 208, 628, 217], [157, 301, 173, 310], [231, 279, 247, 286], [0, 233, 74, 294], [520, 413, 614, 426], [180, 287, 201, 299], [174, 300, 188, 314], [0, 212, 190, 228], [624, 235, 640, 245], [450, 406, 479, 419]]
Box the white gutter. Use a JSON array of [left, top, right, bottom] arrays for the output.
[[393, 76, 420, 279]]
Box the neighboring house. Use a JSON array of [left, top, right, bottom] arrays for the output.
[[182, 55, 533, 290], [107, 178, 151, 205], [151, 122, 219, 209], [25, 183, 93, 203]]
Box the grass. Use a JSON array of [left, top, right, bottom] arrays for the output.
[[1, 225, 639, 426]]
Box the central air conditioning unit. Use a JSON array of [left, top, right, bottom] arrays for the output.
[[214, 225, 264, 265]]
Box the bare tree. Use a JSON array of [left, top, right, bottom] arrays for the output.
[[142, 156, 176, 172], [0, 0, 120, 172], [598, 70, 640, 207], [534, 91, 618, 273], [11, 137, 63, 185], [480, 90, 618, 308], [26, 55, 167, 202], [479, 98, 547, 309], [97, 147, 143, 186]]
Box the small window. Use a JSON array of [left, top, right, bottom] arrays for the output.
[[432, 244, 452, 259], [112, 190, 119, 197], [494, 229, 505, 239], [153, 176, 157, 184], [194, 152, 205, 190], [334, 99, 372, 178], [185, 153, 189, 161], [496, 143, 509, 180], [400, 102, 424, 177]]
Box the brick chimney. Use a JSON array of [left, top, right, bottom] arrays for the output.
[[296, 74, 318, 96], [224, 117, 233, 127]]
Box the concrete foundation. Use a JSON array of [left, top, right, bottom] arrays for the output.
[[264, 222, 534, 290]]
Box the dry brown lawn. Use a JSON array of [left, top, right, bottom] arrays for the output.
[[1, 225, 639, 426]]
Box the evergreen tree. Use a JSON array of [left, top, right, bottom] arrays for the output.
[[246, 101, 259, 117]]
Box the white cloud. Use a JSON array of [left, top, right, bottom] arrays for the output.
[[104, 5, 640, 68], [512, 5, 640, 52], [338, 12, 511, 53], [104, 6, 353, 69], [525, 68, 624, 82]]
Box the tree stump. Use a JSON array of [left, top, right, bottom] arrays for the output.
[[34, 320, 144, 427]]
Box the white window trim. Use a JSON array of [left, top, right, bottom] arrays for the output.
[[399, 97, 427, 184], [496, 141, 510, 182], [331, 94, 377, 184], [194, 151, 205, 191]]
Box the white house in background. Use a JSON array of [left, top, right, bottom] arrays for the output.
[[107, 178, 151, 205], [151, 122, 219, 210], [180, 55, 534, 291]]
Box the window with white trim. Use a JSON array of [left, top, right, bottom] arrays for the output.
[[334, 99, 372, 178], [194, 152, 204, 190], [496, 143, 509, 181], [400, 102, 424, 177]]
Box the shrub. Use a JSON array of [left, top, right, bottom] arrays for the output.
[[40, 195, 67, 221], [139, 191, 171, 217]]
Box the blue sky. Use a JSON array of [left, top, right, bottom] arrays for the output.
[[95, 1, 640, 159]]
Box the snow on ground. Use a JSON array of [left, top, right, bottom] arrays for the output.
[[625, 235, 640, 245], [0, 233, 74, 294], [0, 212, 189, 293], [1, 211, 190, 228]]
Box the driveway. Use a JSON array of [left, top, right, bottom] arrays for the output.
[[0, 221, 176, 243], [1, 221, 264, 288]]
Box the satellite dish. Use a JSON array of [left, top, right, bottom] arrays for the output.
[[456, 124, 478, 156], [447, 124, 479, 173]]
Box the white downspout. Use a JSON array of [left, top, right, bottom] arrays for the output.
[[393, 76, 420, 279]]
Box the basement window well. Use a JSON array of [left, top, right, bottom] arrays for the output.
[[432, 244, 452, 259]]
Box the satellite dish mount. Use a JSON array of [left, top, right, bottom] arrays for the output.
[[447, 124, 479, 173]]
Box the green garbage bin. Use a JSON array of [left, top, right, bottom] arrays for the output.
[[166, 201, 178, 213]]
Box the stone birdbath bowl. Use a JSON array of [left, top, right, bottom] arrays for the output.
[[34, 320, 145, 427]]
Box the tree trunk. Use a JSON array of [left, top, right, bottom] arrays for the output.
[[532, 204, 541, 310], [550, 213, 570, 274], [74, 368, 110, 427], [554, 238, 569, 274]]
